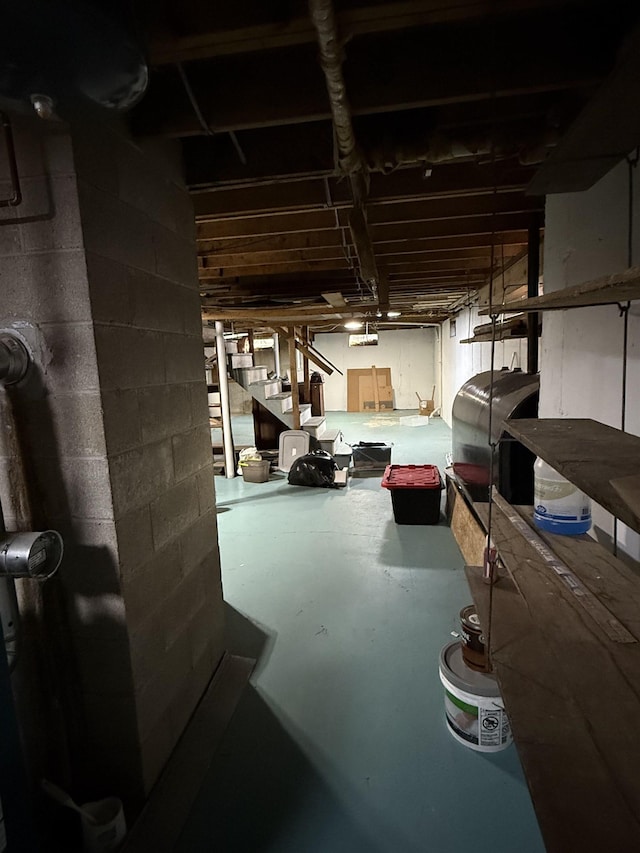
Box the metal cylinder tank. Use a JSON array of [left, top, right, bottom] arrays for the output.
[[452, 368, 539, 504]]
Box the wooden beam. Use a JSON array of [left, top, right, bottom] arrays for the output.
[[185, 136, 538, 196], [201, 303, 372, 320], [196, 212, 538, 242], [199, 258, 351, 279], [199, 246, 347, 267], [303, 326, 311, 404], [321, 291, 348, 308], [192, 180, 540, 220], [197, 229, 530, 255], [136, 8, 613, 136], [288, 328, 300, 429], [273, 327, 336, 376], [189, 163, 536, 218], [149, 0, 585, 65], [479, 265, 640, 314]]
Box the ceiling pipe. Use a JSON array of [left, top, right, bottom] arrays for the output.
[[308, 0, 380, 293], [0, 113, 22, 209], [308, 0, 361, 176]]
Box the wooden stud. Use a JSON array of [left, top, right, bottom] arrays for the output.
[[288, 327, 301, 430]]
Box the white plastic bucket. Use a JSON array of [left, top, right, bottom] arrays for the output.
[[80, 797, 126, 853], [439, 641, 512, 753], [533, 457, 591, 535]]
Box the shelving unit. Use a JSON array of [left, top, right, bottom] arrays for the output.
[[459, 315, 540, 344], [478, 265, 640, 314], [470, 502, 640, 853], [461, 264, 640, 851], [503, 418, 640, 534]]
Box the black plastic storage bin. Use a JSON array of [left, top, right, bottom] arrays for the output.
[[352, 442, 392, 471], [381, 464, 443, 524]]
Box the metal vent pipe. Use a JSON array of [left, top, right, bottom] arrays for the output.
[[308, 0, 361, 176]]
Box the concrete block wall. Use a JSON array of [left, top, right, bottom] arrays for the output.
[[72, 118, 225, 793], [0, 114, 141, 798], [0, 113, 225, 807]]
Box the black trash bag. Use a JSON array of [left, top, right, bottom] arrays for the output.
[[288, 450, 338, 488]]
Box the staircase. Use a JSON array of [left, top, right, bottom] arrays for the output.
[[234, 362, 313, 429], [230, 356, 340, 448]]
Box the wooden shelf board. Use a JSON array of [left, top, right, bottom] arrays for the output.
[[460, 331, 529, 344], [466, 500, 640, 853], [478, 265, 640, 314], [503, 418, 640, 535]]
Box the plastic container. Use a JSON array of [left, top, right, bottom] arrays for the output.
[[381, 464, 442, 524], [399, 415, 429, 427], [352, 442, 391, 470], [533, 457, 592, 535], [278, 430, 311, 472], [241, 460, 270, 483], [80, 796, 126, 852], [439, 641, 512, 752]]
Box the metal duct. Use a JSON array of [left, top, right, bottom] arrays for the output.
[[309, 0, 380, 291], [308, 0, 361, 176]]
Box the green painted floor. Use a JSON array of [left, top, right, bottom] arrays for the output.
[[177, 412, 545, 853]]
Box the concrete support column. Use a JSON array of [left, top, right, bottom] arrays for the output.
[[0, 113, 225, 811]]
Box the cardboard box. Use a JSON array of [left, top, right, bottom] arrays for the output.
[[347, 367, 393, 412]]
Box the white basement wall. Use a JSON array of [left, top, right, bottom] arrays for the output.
[[314, 328, 437, 411], [441, 306, 529, 427], [540, 157, 640, 560]]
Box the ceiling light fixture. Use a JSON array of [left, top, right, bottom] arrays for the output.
[[387, 310, 401, 318], [344, 320, 363, 330]]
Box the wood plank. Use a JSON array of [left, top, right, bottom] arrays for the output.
[[450, 489, 485, 565], [469, 499, 640, 851], [302, 326, 311, 404], [201, 304, 365, 321], [503, 418, 640, 534], [321, 291, 347, 308], [459, 315, 537, 343], [479, 265, 640, 314], [138, 10, 609, 137], [464, 564, 640, 853], [610, 475, 640, 532], [272, 326, 335, 376], [288, 328, 300, 430], [515, 505, 640, 637], [149, 0, 581, 64], [371, 365, 380, 412], [490, 492, 636, 644]]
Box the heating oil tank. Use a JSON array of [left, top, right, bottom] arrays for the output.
[[452, 369, 539, 504]]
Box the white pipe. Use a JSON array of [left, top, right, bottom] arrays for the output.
[[273, 332, 281, 377], [214, 321, 236, 478], [437, 325, 444, 412]]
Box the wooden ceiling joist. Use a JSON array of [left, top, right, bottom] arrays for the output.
[[149, 0, 591, 65], [137, 7, 616, 136], [134, 1, 637, 326]]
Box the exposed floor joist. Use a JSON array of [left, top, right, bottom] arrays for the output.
[[132, 0, 638, 329]]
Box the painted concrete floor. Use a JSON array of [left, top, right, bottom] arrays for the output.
[[177, 412, 545, 853]]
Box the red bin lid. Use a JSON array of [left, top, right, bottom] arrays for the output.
[[381, 464, 441, 490]]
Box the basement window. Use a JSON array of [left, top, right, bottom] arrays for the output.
[[349, 333, 378, 347]]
